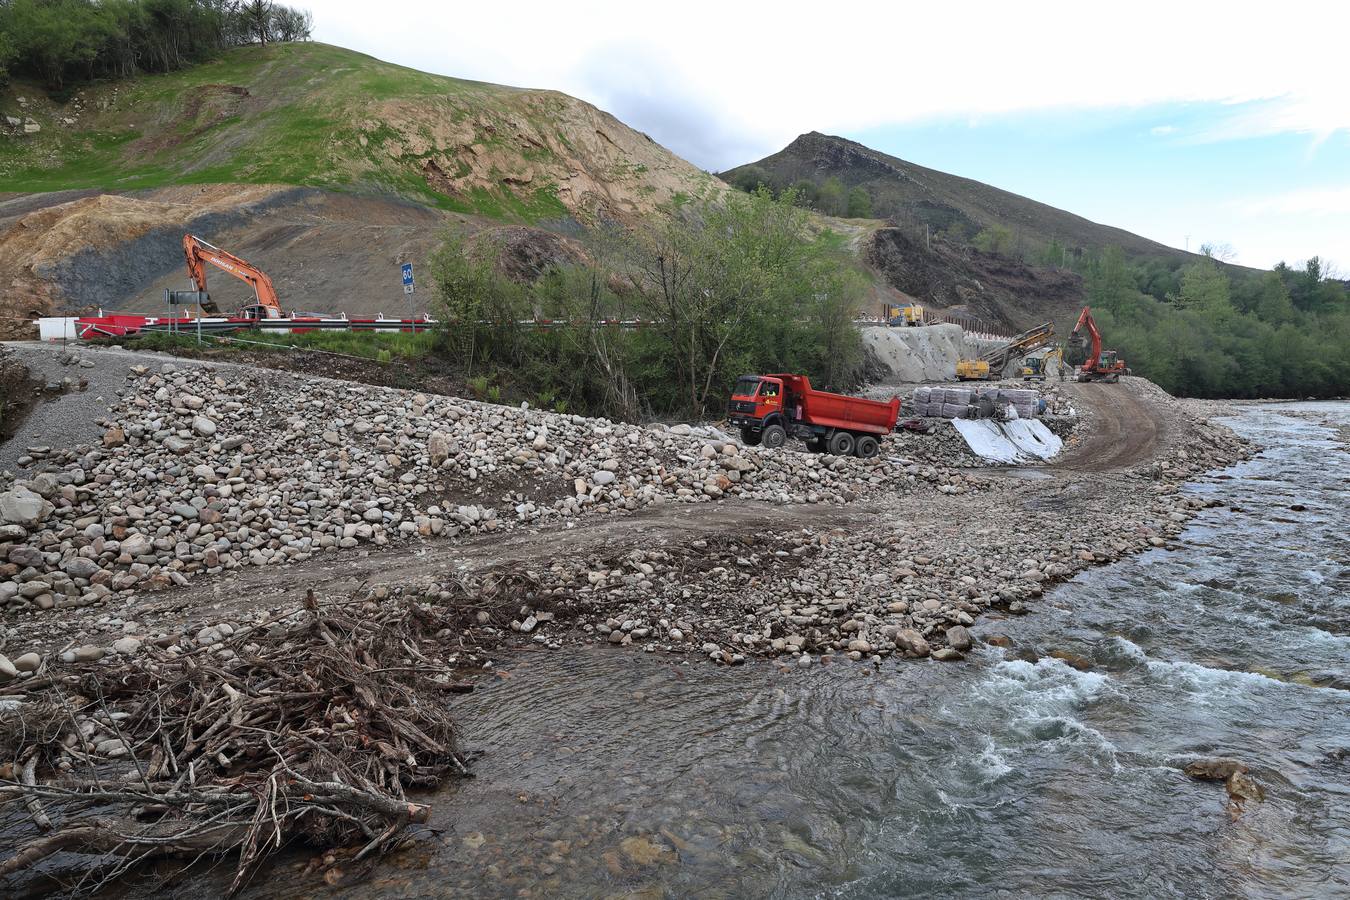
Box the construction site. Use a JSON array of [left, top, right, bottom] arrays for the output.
[[0, 275, 1259, 891]]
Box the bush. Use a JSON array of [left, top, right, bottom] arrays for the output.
[[428, 190, 867, 420]]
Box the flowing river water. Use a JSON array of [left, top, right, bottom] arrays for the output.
[[219, 403, 1350, 898]]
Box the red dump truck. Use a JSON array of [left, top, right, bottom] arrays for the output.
[[726, 374, 900, 458]]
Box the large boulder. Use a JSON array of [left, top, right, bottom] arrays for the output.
[[0, 488, 52, 528]]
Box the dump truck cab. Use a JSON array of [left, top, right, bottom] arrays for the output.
[[728, 375, 792, 431]]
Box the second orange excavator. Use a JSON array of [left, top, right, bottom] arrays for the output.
[[1068, 305, 1130, 382], [172, 234, 282, 319]]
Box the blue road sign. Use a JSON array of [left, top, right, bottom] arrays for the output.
[[401, 263, 414, 286]]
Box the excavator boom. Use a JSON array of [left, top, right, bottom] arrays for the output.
[[183, 235, 282, 318], [1069, 306, 1127, 382]]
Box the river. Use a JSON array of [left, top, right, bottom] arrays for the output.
[[233, 403, 1350, 898]]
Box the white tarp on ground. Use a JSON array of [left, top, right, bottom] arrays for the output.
[[952, 418, 1063, 464]]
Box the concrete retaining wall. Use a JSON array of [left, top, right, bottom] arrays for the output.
[[862, 324, 1007, 383]]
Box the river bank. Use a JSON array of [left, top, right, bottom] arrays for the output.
[[0, 342, 1262, 891], [215, 400, 1350, 898]]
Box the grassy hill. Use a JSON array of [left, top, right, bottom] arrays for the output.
[[0, 42, 720, 223], [721, 132, 1202, 265]]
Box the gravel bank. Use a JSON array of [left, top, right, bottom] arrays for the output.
[[0, 345, 1251, 677]]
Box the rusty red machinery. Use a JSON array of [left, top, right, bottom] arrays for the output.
[[727, 373, 900, 458]]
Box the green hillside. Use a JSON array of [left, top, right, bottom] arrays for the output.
[[722, 132, 1208, 266], [0, 42, 718, 222]]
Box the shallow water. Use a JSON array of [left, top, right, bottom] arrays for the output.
[[280, 403, 1350, 898]]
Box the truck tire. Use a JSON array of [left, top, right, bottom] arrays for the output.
[[761, 423, 787, 449], [827, 431, 855, 456], [855, 435, 880, 459], [740, 426, 761, 446]]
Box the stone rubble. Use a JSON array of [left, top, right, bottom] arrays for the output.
[[0, 362, 966, 616], [0, 361, 1252, 672]]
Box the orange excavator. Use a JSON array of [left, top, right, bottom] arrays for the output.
[[174, 234, 282, 319], [1068, 305, 1130, 382]]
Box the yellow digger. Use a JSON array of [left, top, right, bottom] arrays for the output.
[[1021, 347, 1064, 382]]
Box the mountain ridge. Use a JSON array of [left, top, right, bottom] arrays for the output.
[[722, 131, 1214, 266]]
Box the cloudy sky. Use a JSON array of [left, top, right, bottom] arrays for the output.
[[315, 1, 1350, 270]]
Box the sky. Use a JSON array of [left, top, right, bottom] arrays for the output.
[[313, 0, 1350, 270]]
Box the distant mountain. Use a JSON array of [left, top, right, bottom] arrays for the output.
[[721, 131, 1196, 263]]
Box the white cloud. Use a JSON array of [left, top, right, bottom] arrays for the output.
[[310, 0, 1350, 169], [1231, 186, 1350, 217], [1150, 125, 1177, 136]]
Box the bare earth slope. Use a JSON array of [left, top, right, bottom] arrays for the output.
[[0, 43, 724, 331]]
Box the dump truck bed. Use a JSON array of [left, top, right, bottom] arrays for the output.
[[771, 374, 900, 436]]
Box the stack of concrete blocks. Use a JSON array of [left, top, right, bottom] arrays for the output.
[[908, 385, 1041, 419]]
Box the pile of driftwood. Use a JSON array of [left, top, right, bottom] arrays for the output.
[[0, 592, 474, 894]]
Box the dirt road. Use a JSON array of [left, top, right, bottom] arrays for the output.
[[1055, 378, 1165, 472]]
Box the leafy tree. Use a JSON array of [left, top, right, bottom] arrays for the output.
[[846, 186, 872, 218], [1173, 258, 1231, 311], [728, 165, 770, 194], [1037, 237, 1066, 268], [787, 179, 817, 207], [1083, 246, 1140, 314], [815, 176, 847, 216], [428, 190, 866, 419], [972, 225, 1014, 256], [242, 0, 272, 44]]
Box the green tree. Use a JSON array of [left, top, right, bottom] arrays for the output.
[[728, 166, 770, 194], [815, 177, 847, 216], [1173, 259, 1231, 312], [972, 225, 1014, 256], [787, 179, 818, 207], [846, 186, 873, 218], [1084, 246, 1136, 313]]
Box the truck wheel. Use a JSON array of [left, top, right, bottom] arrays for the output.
[[740, 426, 761, 446], [827, 431, 855, 456], [761, 423, 787, 449], [855, 435, 880, 459]]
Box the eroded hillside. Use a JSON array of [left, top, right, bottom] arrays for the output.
[[0, 43, 726, 331]]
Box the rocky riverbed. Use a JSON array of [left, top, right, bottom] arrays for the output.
[[0, 346, 1251, 678]]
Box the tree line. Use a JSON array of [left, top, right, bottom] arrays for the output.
[[0, 0, 312, 90], [1082, 247, 1348, 398], [728, 166, 873, 218], [428, 188, 867, 422]]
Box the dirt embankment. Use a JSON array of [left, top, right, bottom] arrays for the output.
[[0, 187, 595, 329], [864, 226, 1084, 332]]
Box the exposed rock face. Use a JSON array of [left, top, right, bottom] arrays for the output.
[[864, 227, 1084, 333], [369, 89, 721, 224]]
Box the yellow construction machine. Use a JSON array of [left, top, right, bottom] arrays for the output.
[[956, 359, 991, 380], [884, 304, 925, 327], [1021, 347, 1064, 381]]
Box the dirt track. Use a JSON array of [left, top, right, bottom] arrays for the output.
[[124, 499, 883, 630], [1054, 378, 1164, 472], [2, 344, 1185, 653]]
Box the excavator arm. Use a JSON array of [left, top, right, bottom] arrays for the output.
[[1069, 306, 1102, 369], [183, 234, 282, 318]]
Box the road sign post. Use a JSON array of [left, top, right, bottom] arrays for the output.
[[401, 263, 416, 332]]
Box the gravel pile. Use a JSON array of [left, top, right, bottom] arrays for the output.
[[0, 361, 968, 618], [0, 354, 1252, 675]]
